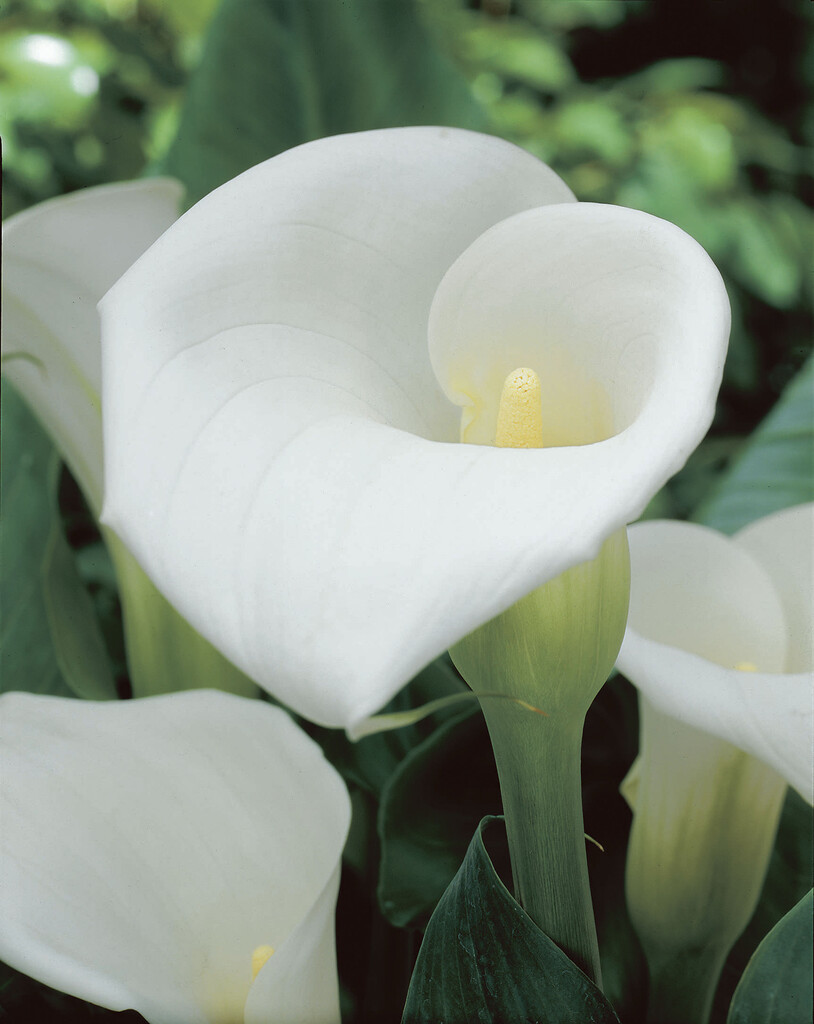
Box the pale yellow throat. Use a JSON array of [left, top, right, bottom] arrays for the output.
[[735, 661, 758, 672], [494, 367, 544, 448], [251, 944, 275, 981]]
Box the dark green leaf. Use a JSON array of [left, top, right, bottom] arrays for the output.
[[0, 381, 116, 701], [0, 381, 71, 698], [312, 655, 466, 798], [694, 355, 814, 533], [725, 200, 802, 308], [726, 890, 813, 1024], [402, 816, 620, 1024], [163, 0, 487, 203], [378, 708, 501, 928], [42, 509, 118, 701], [715, 790, 814, 1022]]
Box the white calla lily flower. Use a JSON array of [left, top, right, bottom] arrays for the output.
[[618, 506, 813, 1023], [0, 689, 350, 1024], [618, 505, 814, 802], [2, 179, 183, 515], [100, 126, 729, 730]]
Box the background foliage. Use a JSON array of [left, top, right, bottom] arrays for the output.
[[1, 0, 812, 1021]]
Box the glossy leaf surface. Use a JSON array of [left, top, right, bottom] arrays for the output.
[[727, 890, 813, 1024], [402, 817, 620, 1024]]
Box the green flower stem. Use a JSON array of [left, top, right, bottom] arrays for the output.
[[105, 530, 259, 699], [482, 698, 601, 983], [451, 528, 631, 990], [643, 948, 728, 1024]]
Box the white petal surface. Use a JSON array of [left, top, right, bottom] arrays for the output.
[[735, 503, 814, 672], [0, 690, 350, 1023], [101, 127, 728, 728], [626, 699, 786, 957], [2, 179, 182, 512], [618, 519, 814, 802], [244, 868, 341, 1024]]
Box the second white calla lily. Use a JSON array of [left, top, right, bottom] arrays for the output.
[[618, 504, 814, 802], [0, 689, 351, 1024], [2, 179, 183, 515], [100, 126, 730, 729]]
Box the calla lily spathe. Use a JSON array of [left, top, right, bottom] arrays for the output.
[[99, 126, 730, 730], [2, 179, 183, 515], [0, 689, 351, 1024], [618, 506, 813, 1023], [618, 504, 814, 802]]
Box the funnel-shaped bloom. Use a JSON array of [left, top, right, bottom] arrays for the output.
[[100, 126, 730, 729], [0, 689, 351, 1024], [2, 180, 183, 515], [618, 505, 814, 802], [618, 506, 813, 1023]]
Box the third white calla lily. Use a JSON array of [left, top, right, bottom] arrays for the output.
[[617, 505, 813, 1023], [0, 689, 350, 1024], [100, 126, 730, 729], [618, 504, 814, 803]]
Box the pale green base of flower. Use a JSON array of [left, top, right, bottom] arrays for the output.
[[642, 946, 729, 1024], [625, 700, 787, 1024], [451, 528, 630, 986], [105, 530, 260, 700]]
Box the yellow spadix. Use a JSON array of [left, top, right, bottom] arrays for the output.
[[251, 944, 275, 980], [495, 367, 544, 448]]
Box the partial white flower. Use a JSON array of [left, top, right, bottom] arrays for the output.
[[100, 126, 729, 729], [618, 506, 813, 1023], [0, 689, 350, 1024], [618, 505, 814, 802], [1, 178, 183, 515]]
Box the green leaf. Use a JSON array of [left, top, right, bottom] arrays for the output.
[[1, 381, 71, 698], [42, 510, 118, 701], [727, 890, 813, 1024], [314, 656, 466, 799], [725, 200, 802, 308], [717, 790, 814, 1021], [402, 816, 620, 1024], [163, 0, 487, 203], [378, 709, 501, 928], [693, 356, 814, 533], [0, 380, 115, 701]]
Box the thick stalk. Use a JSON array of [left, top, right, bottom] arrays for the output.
[[451, 528, 629, 990], [644, 948, 728, 1024], [482, 699, 601, 985]]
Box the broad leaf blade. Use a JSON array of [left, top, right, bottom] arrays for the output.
[[1, 381, 71, 698], [163, 0, 487, 203], [0, 381, 116, 701], [402, 816, 620, 1024], [42, 513, 117, 701], [378, 710, 501, 928], [727, 890, 813, 1024], [694, 356, 813, 533]]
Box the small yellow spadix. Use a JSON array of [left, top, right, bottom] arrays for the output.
[[735, 662, 758, 672], [251, 944, 275, 980], [494, 367, 544, 449]]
